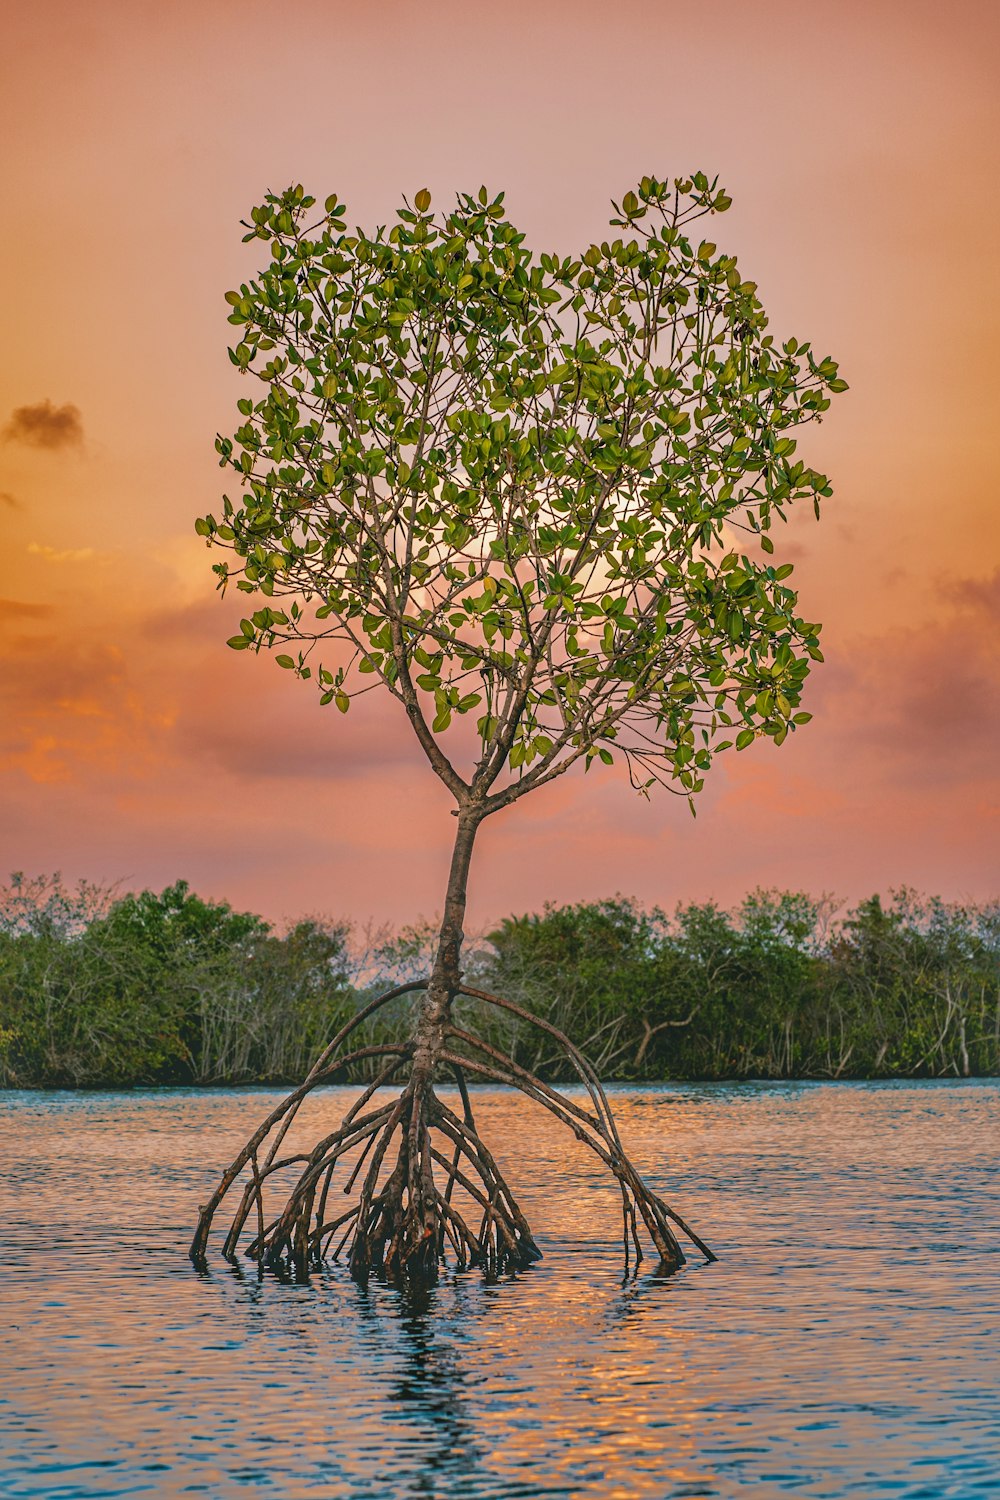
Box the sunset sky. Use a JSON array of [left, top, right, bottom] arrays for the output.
[[2, 0, 998, 931]]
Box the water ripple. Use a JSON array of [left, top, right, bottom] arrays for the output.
[[1, 1081, 998, 1497]]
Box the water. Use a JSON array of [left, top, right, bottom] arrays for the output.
[[1, 1081, 997, 1498]]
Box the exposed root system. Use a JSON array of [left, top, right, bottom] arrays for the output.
[[190, 980, 715, 1284]]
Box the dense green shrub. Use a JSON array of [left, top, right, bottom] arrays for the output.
[[1, 875, 996, 1086], [0, 875, 355, 1086], [475, 889, 1000, 1080]]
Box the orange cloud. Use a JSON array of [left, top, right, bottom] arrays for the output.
[[0, 621, 164, 785], [27, 542, 100, 564], [816, 570, 1000, 789], [2, 400, 84, 452], [0, 597, 53, 621]]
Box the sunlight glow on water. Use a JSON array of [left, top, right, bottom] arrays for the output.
[[1, 1081, 998, 1497]]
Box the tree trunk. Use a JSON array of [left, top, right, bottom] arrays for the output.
[[410, 805, 481, 1078], [190, 802, 713, 1285], [348, 807, 486, 1283]]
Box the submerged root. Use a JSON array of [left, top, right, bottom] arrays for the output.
[[190, 981, 715, 1284]]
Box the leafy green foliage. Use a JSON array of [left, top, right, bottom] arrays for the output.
[[475, 890, 1000, 1079], [199, 176, 845, 805], [4, 877, 995, 1087], [0, 877, 354, 1087]]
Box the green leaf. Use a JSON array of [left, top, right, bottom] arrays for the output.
[[203, 177, 841, 820]]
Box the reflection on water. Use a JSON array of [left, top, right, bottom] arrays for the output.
[[1, 1081, 998, 1497]]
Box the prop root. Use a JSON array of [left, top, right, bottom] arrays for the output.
[[190, 981, 715, 1282]]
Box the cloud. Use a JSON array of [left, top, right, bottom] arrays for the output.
[[3, 400, 83, 452], [27, 543, 97, 564], [142, 600, 423, 779], [0, 597, 54, 621], [940, 566, 1000, 617], [0, 490, 21, 509], [0, 627, 167, 785], [175, 669, 418, 781], [139, 597, 232, 643], [815, 569, 1000, 788]]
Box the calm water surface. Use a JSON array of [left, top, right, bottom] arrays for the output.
[[1, 1081, 997, 1498]]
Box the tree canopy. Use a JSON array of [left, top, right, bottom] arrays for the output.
[[199, 175, 846, 810]]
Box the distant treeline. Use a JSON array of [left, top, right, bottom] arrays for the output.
[[0, 874, 997, 1088]]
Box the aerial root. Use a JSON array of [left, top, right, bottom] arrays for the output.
[[190, 981, 714, 1283]]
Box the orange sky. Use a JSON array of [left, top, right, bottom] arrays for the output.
[[2, 0, 998, 929]]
